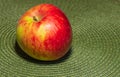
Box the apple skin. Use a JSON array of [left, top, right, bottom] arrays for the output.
[[16, 4, 72, 61]]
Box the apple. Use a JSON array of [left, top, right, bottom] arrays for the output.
[[16, 4, 72, 61]]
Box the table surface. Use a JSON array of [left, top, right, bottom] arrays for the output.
[[0, 0, 120, 76]]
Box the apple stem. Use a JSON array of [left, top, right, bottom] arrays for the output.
[[33, 16, 39, 22]]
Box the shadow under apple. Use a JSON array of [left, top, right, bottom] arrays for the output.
[[14, 41, 72, 64]]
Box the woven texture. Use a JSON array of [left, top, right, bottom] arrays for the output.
[[0, 0, 120, 76]]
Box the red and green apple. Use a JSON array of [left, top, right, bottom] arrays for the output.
[[16, 4, 72, 61]]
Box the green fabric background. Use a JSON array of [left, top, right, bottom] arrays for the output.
[[0, 0, 120, 76]]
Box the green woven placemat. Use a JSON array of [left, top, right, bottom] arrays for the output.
[[0, 0, 120, 76]]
